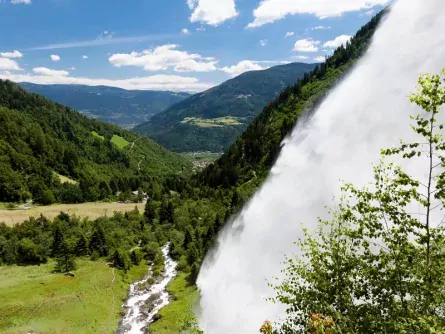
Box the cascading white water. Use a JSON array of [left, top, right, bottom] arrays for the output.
[[197, 1, 445, 333], [119, 244, 177, 334]]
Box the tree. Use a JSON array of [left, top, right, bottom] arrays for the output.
[[270, 70, 445, 333], [51, 225, 65, 257], [39, 189, 56, 205], [130, 249, 143, 265], [55, 240, 76, 273], [111, 248, 131, 272], [144, 198, 156, 225], [17, 238, 47, 264], [74, 233, 90, 256], [89, 225, 107, 257]]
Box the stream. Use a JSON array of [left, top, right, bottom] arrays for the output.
[[118, 244, 177, 334]]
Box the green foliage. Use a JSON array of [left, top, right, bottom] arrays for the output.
[[111, 248, 132, 272], [130, 248, 143, 265], [54, 239, 76, 273], [0, 79, 190, 204], [134, 62, 316, 152], [269, 70, 445, 333]]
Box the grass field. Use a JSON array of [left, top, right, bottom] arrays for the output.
[[0, 260, 148, 333], [180, 116, 243, 128], [91, 131, 105, 140], [149, 273, 200, 334], [0, 202, 145, 226], [53, 172, 78, 185], [111, 135, 130, 149], [92, 131, 129, 149]]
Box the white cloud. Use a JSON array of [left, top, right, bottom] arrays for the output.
[[220, 60, 267, 77], [314, 56, 326, 62], [247, 0, 390, 28], [323, 35, 352, 48], [1, 50, 23, 59], [293, 55, 309, 60], [187, 0, 238, 26], [69, 67, 76, 71], [311, 25, 331, 30], [96, 31, 115, 40], [196, 26, 206, 32], [0, 58, 22, 71], [50, 54, 61, 62], [82, 55, 88, 59], [260, 39, 268, 47], [0, 72, 214, 92], [109, 44, 218, 72], [11, 0, 31, 4], [33, 67, 69, 76], [293, 39, 320, 52], [181, 28, 190, 35], [285, 32, 294, 38]]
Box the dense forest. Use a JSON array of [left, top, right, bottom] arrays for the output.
[[0, 80, 190, 204], [134, 62, 315, 152], [19, 83, 190, 129]]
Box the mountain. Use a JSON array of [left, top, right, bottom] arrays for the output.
[[19, 83, 190, 129], [133, 62, 316, 152], [0, 80, 190, 204]]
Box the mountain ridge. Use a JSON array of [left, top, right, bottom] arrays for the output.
[[19, 82, 190, 129], [133, 62, 316, 152]]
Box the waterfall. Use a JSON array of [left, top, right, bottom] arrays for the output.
[[196, 0, 445, 333]]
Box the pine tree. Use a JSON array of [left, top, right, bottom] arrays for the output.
[[51, 225, 65, 257], [89, 225, 107, 257], [74, 234, 89, 256], [55, 240, 76, 273], [111, 248, 131, 272], [144, 198, 156, 225]]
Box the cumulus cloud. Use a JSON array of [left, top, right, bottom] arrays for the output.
[[50, 54, 61, 62], [82, 55, 88, 59], [181, 28, 190, 35], [323, 35, 352, 48], [293, 39, 320, 52], [109, 44, 218, 72], [33, 67, 69, 76], [11, 0, 31, 4], [260, 39, 268, 47], [196, 26, 206, 32], [247, 0, 390, 28], [220, 60, 267, 77], [1, 50, 23, 59], [0, 58, 22, 71], [314, 56, 326, 62], [0, 72, 214, 92], [293, 55, 309, 60], [285, 32, 294, 38], [187, 0, 238, 26]]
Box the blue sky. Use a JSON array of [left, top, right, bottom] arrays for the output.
[[0, 0, 390, 92]]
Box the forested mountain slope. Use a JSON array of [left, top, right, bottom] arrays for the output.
[[147, 10, 387, 286], [0, 80, 190, 204], [19, 83, 190, 129], [133, 62, 316, 152]]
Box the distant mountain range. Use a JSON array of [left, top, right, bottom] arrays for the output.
[[19, 83, 190, 129], [133, 62, 316, 152]]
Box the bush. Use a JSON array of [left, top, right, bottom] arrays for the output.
[[39, 189, 56, 205]]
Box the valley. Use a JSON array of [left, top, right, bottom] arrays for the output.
[[2, 3, 445, 334]]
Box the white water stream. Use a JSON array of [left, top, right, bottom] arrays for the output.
[[197, 0, 445, 333], [119, 244, 177, 334]]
